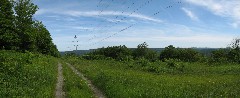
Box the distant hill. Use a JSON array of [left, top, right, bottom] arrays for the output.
[[60, 48, 219, 56]]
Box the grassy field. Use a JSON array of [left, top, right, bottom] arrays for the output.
[[66, 57, 240, 98], [1, 50, 239, 97], [0, 50, 58, 97], [61, 62, 94, 97]]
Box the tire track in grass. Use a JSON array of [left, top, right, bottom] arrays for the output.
[[55, 63, 65, 98], [66, 63, 105, 98]]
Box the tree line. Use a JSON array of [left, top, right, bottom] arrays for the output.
[[82, 39, 240, 64], [0, 0, 59, 57]]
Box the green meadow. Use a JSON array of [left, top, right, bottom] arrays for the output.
[[0, 50, 58, 97], [65, 57, 240, 98]]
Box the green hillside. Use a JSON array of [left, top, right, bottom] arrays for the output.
[[0, 50, 58, 97]]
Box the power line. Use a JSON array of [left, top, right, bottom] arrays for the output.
[[88, 0, 153, 42], [88, 0, 183, 47]]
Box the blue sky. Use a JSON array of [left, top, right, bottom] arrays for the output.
[[33, 0, 240, 51]]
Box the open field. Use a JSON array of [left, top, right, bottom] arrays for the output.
[[1, 51, 240, 97], [2, 0, 240, 97], [66, 57, 240, 97]]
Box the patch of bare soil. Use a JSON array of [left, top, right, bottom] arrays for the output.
[[55, 63, 65, 98]]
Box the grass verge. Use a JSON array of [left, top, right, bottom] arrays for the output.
[[0, 50, 58, 97]]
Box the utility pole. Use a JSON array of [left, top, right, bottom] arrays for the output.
[[72, 35, 79, 51]]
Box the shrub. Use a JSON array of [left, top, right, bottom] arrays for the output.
[[133, 42, 158, 61], [159, 45, 178, 60], [136, 57, 151, 67], [82, 54, 106, 60], [165, 59, 185, 72], [160, 45, 201, 62], [87, 45, 132, 60], [210, 49, 228, 64]]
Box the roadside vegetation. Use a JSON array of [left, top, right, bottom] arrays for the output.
[[1, 0, 62, 97], [0, 50, 58, 97]]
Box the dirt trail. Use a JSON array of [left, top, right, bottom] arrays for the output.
[[66, 63, 105, 98], [55, 63, 65, 98]]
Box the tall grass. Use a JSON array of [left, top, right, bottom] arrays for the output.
[[0, 50, 58, 97], [66, 58, 240, 97]]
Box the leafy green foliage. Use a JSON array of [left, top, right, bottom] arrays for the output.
[[87, 45, 132, 61], [159, 45, 178, 60], [210, 38, 240, 64], [0, 0, 19, 50], [132, 42, 158, 61], [227, 49, 240, 63], [0, 0, 59, 57], [160, 45, 201, 62], [133, 42, 149, 58], [14, 0, 38, 51], [0, 50, 58, 97], [210, 49, 228, 63], [228, 38, 240, 63]]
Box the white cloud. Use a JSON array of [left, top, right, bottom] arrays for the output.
[[36, 9, 162, 23], [185, 0, 240, 28], [181, 7, 199, 21], [102, 25, 233, 48]]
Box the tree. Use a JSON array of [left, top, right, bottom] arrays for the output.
[[160, 45, 201, 62], [14, 0, 38, 51], [0, 0, 60, 57], [33, 21, 52, 54], [145, 50, 158, 62], [133, 42, 149, 58], [178, 48, 201, 62], [0, 0, 19, 50], [227, 38, 240, 63], [159, 45, 178, 60], [230, 38, 240, 50], [132, 42, 158, 61], [89, 45, 132, 60], [210, 49, 228, 63]]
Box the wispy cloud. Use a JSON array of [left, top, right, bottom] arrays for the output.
[[181, 7, 199, 21], [185, 0, 240, 28], [103, 24, 233, 48], [36, 9, 162, 23]]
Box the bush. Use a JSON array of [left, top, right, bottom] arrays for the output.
[[165, 59, 185, 72], [159, 45, 178, 60], [82, 54, 107, 60], [227, 49, 240, 63], [133, 42, 149, 58], [145, 50, 158, 62], [227, 38, 240, 63], [136, 57, 151, 67], [209, 49, 228, 64], [133, 42, 158, 61], [87, 45, 132, 61], [160, 45, 201, 62]]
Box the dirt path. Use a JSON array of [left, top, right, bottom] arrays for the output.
[[66, 63, 105, 98], [55, 63, 65, 98]]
